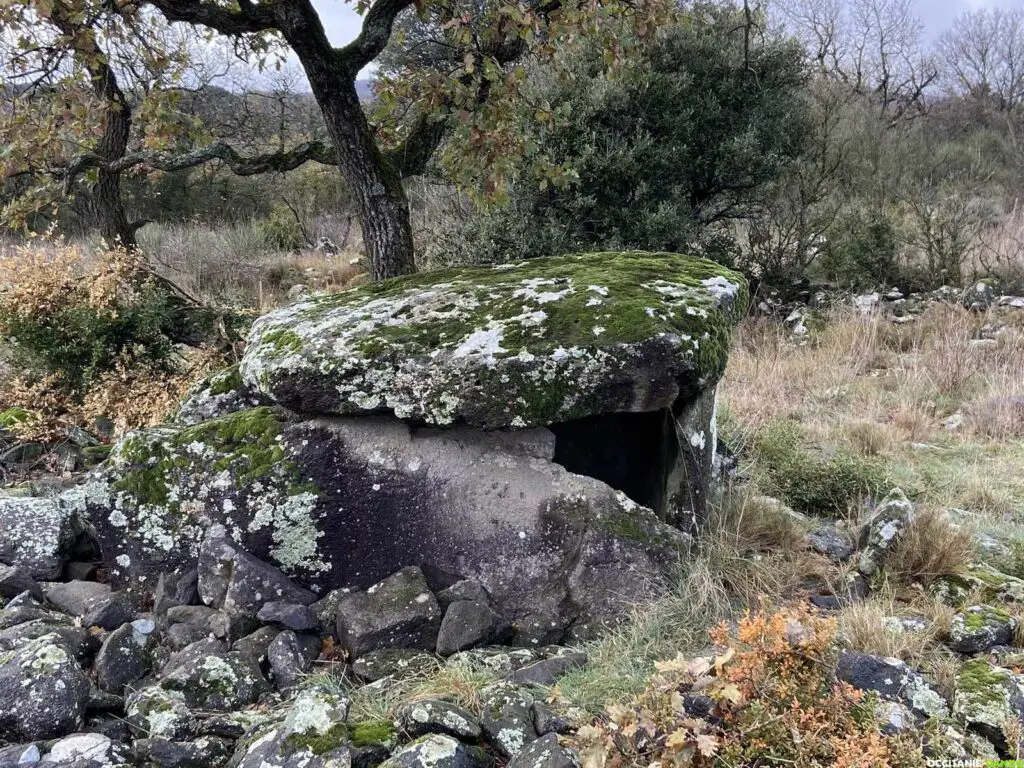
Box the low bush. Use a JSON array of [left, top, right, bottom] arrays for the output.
[[0, 242, 183, 394], [0, 240, 225, 437], [752, 420, 887, 515], [575, 607, 923, 767]]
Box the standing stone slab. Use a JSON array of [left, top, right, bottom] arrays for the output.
[[86, 411, 687, 645]]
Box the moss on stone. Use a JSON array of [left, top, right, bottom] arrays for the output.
[[207, 365, 244, 396], [112, 407, 291, 507], [104, 407, 327, 577], [287, 721, 395, 754], [243, 252, 746, 428]]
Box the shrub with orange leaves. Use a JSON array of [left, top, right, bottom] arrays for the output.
[[0, 239, 227, 441], [575, 607, 924, 768]]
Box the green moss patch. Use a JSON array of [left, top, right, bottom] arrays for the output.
[[242, 252, 747, 428]]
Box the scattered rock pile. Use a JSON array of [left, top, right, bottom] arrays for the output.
[[0, 523, 594, 767]]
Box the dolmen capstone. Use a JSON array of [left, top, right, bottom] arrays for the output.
[[82, 251, 746, 644]]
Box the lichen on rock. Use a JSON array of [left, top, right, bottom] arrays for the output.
[[90, 407, 328, 587], [240, 251, 746, 428]]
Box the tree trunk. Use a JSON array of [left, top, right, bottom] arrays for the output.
[[303, 69, 416, 280]]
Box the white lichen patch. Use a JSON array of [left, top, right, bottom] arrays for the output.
[[239, 252, 746, 429]]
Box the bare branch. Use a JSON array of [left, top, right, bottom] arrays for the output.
[[58, 140, 339, 189]]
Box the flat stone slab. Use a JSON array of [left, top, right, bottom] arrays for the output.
[[241, 251, 745, 428]]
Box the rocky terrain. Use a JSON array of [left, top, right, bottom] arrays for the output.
[[2, 253, 1024, 766]]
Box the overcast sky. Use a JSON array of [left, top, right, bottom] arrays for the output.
[[308, 0, 1024, 51]]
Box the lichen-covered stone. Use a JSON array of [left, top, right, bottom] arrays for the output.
[[241, 251, 745, 429], [948, 605, 1018, 654], [952, 659, 1024, 752], [87, 412, 687, 645], [507, 733, 580, 768], [157, 638, 270, 711], [0, 633, 91, 740], [480, 682, 538, 758], [933, 564, 1024, 607], [227, 685, 358, 768], [94, 619, 157, 693], [174, 364, 262, 427], [0, 490, 92, 580], [857, 488, 914, 577], [382, 734, 483, 768], [395, 699, 481, 741], [835, 650, 948, 719]]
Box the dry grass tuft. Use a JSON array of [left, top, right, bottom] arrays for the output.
[[844, 420, 894, 457], [837, 598, 938, 663], [883, 507, 976, 587]]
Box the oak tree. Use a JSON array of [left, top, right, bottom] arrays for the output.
[[2, 0, 670, 279]]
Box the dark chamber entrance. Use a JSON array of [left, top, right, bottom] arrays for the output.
[[549, 408, 680, 519]]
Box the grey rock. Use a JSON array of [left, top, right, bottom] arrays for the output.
[[382, 735, 482, 768], [436, 580, 489, 611], [95, 620, 157, 693], [836, 650, 948, 719], [125, 686, 195, 741], [532, 703, 574, 736], [227, 686, 351, 768], [336, 567, 441, 658], [166, 605, 218, 626], [0, 491, 89, 580], [154, 570, 199, 615], [0, 634, 91, 740], [395, 699, 481, 740], [198, 532, 316, 615], [510, 652, 587, 686], [953, 659, 1024, 753], [310, 589, 350, 630], [232, 626, 281, 661], [350, 648, 438, 682], [480, 682, 538, 758], [874, 701, 916, 735], [0, 744, 40, 765], [0, 620, 93, 663], [448, 647, 538, 675], [133, 736, 232, 768], [158, 638, 270, 711], [507, 733, 579, 768], [805, 525, 854, 561], [0, 566, 43, 601], [0, 591, 64, 631], [257, 601, 317, 631], [165, 622, 210, 651], [948, 605, 1019, 655], [174, 366, 261, 427], [46, 733, 125, 765], [45, 581, 131, 630], [436, 601, 498, 656], [205, 610, 261, 643], [266, 630, 313, 693], [858, 489, 914, 577]]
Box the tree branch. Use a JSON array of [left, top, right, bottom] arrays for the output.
[[337, 0, 416, 73], [144, 0, 280, 36], [58, 140, 338, 191], [383, 112, 447, 177]]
